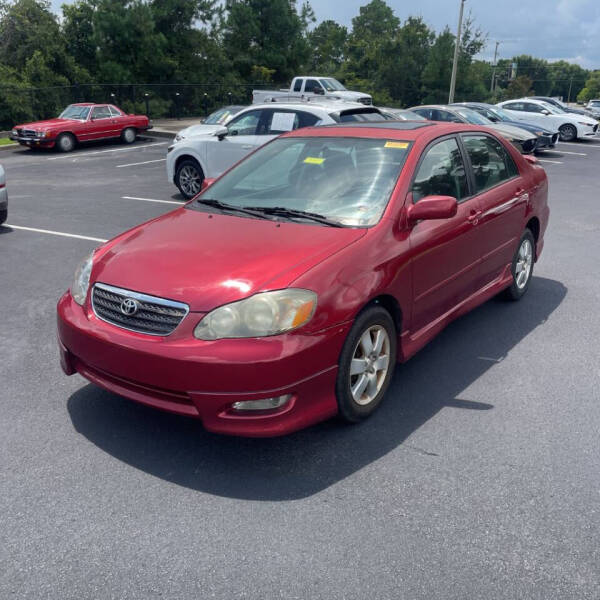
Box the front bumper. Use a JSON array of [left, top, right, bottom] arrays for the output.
[[535, 132, 559, 149], [57, 291, 348, 436], [9, 134, 55, 147]]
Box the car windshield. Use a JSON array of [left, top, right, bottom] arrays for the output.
[[486, 106, 513, 121], [59, 105, 91, 120], [319, 78, 347, 92], [190, 137, 412, 227], [589, 101, 600, 107], [205, 107, 242, 125], [453, 107, 491, 125]]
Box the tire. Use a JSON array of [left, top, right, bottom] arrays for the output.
[[175, 158, 204, 199], [504, 229, 535, 301], [56, 133, 76, 152], [558, 123, 577, 142], [336, 305, 397, 423], [0, 209, 6, 225], [121, 127, 136, 144]]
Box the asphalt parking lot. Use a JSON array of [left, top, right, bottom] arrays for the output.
[[1, 134, 599, 599]]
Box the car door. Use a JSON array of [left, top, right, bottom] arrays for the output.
[[87, 105, 116, 140], [461, 133, 528, 289], [502, 102, 545, 128], [204, 109, 266, 177], [408, 136, 482, 333], [303, 78, 325, 97]]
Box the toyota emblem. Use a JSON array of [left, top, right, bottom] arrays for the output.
[[120, 298, 139, 316]]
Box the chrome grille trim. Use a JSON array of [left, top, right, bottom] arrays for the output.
[[92, 282, 189, 336]]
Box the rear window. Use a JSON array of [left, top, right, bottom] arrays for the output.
[[336, 109, 388, 123]]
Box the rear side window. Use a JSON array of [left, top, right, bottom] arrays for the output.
[[412, 138, 468, 202], [337, 109, 387, 122], [462, 135, 519, 193], [92, 105, 111, 119], [504, 102, 524, 111], [293, 79, 302, 92], [412, 108, 432, 119], [433, 109, 462, 123]]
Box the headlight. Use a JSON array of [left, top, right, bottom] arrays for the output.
[[71, 251, 94, 305], [577, 121, 592, 126], [194, 289, 317, 340], [534, 131, 544, 136], [11, 129, 17, 136]]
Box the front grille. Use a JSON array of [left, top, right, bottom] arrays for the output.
[[19, 129, 37, 138], [522, 138, 537, 153], [593, 124, 598, 133], [359, 97, 372, 105], [92, 283, 188, 336], [552, 133, 559, 144]]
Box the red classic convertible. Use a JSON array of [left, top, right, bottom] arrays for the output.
[[10, 103, 152, 152]]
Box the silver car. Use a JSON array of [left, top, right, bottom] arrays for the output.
[[0, 165, 7, 225]]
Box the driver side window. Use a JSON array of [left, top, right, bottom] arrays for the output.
[[226, 110, 262, 136], [91, 106, 111, 119], [412, 138, 468, 203]]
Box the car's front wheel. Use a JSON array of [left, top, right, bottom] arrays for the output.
[[558, 123, 577, 142], [336, 305, 397, 422], [56, 133, 76, 152], [504, 229, 535, 301], [121, 127, 137, 144], [175, 158, 204, 199]]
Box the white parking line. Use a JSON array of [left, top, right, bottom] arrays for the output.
[[550, 150, 587, 156], [537, 159, 563, 164], [122, 196, 184, 205], [47, 142, 167, 161], [116, 158, 166, 168], [5, 224, 107, 242], [557, 141, 600, 148]]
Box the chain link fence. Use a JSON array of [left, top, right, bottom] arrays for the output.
[[0, 83, 275, 128]]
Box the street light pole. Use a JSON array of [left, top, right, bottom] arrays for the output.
[[448, 0, 466, 104], [490, 41, 501, 93]]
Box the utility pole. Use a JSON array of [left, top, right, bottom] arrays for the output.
[[448, 0, 466, 104], [567, 76, 574, 104], [490, 41, 501, 93]]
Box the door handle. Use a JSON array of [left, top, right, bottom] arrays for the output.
[[467, 209, 481, 223]]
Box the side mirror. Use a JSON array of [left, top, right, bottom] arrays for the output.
[[541, 109, 550, 115], [489, 116, 499, 122], [201, 178, 216, 191], [214, 126, 229, 140], [407, 195, 458, 224], [523, 155, 538, 165], [313, 87, 324, 95]]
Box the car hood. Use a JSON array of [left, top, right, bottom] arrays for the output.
[[176, 124, 225, 139], [549, 113, 597, 126], [15, 118, 80, 130], [501, 120, 556, 135], [92, 207, 367, 312], [488, 123, 537, 140]]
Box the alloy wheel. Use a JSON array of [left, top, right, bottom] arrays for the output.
[[179, 165, 202, 196], [349, 325, 391, 406], [515, 238, 533, 289]]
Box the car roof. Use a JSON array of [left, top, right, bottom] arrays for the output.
[[241, 100, 375, 114]]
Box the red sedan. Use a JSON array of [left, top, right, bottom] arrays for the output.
[[57, 121, 549, 436], [10, 103, 151, 152]]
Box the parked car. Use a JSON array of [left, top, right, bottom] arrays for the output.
[[58, 121, 549, 437], [496, 98, 599, 141], [10, 103, 152, 152], [408, 104, 539, 153], [452, 102, 559, 150], [174, 105, 246, 142], [0, 164, 7, 225], [167, 101, 389, 198], [585, 100, 600, 119], [252, 76, 372, 105], [529, 96, 596, 119], [379, 107, 426, 120]]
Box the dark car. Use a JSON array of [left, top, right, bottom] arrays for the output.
[[408, 105, 539, 154], [452, 102, 559, 151]]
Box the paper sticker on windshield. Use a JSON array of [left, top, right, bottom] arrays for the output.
[[384, 141, 409, 149], [304, 157, 325, 165]]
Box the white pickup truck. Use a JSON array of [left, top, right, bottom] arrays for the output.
[[253, 76, 372, 105]]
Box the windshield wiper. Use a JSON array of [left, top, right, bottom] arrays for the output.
[[242, 206, 343, 227], [196, 198, 271, 220]]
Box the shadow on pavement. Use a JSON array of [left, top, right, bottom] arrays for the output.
[[68, 277, 566, 500]]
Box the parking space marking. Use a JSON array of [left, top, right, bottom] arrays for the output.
[[5, 224, 107, 242], [537, 159, 563, 164], [116, 158, 166, 168], [47, 142, 167, 161], [122, 196, 184, 205], [557, 141, 600, 149], [550, 150, 587, 156]]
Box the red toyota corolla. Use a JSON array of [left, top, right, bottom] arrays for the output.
[[57, 121, 549, 436]]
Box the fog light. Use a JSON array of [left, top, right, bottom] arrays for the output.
[[232, 395, 291, 412]]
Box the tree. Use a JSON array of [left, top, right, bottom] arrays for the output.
[[308, 20, 348, 74], [421, 27, 454, 103], [577, 71, 600, 103], [548, 60, 589, 102], [505, 75, 534, 98]]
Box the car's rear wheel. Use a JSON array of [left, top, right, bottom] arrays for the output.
[[558, 123, 577, 142], [336, 305, 397, 422], [56, 133, 75, 152], [121, 127, 136, 144], [504, 229, 535, 301], [175, 159, 204, 199]]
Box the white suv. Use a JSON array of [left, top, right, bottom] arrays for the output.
[[496, 98, 598, 142], [166, 101, 389, 198]]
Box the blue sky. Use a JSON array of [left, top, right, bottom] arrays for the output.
[[50, 0, 600, 69]]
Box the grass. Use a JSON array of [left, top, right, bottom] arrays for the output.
[[0, 137, 16, 146]]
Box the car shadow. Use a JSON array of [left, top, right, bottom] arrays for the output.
[[0, 225, 14, 235], [68, 277, 566, 501]]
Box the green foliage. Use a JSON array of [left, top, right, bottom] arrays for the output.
[[308, 20, 348, 74], [577, 71, 600, 103]]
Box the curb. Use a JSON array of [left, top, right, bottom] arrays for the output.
[[146, 130, 176, 140], [0, 141, 18, 151]]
